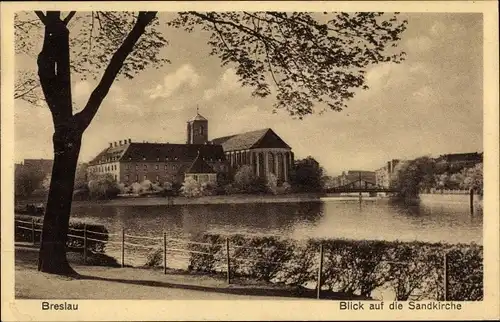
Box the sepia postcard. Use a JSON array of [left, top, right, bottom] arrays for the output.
[[1, 1, 499, 321]]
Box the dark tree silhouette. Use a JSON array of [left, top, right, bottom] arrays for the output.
[[15, 11, 407, 275]]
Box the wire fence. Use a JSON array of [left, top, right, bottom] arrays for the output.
[[15, 218, 480, 300]]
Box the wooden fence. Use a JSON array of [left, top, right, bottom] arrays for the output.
[[15, 219, 457, 300]]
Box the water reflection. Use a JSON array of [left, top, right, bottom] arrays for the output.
[[71, 198, 482, 246]]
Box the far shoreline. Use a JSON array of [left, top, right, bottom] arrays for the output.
[[70, 192, 387, 207]]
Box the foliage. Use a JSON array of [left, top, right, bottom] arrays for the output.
[[187, 234, 224, 273], [87, 173, 120, 200], [144, 248, 163, 267], [232, 165, 267, 194], [168, 12, 407, 118], [266, 173, 279, 195], [392, 157, 483, 198], [180, 176, 203, 198], [390, 157, 436, 198], [14, 166, 47, 197], [15, 214, 109, 253], [187, 234, 483, 301], [462, 163, 483, 195], [290, 156, 324, 192], [74, 163, 89, 190]]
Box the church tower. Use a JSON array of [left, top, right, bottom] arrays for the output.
[[186, 108, 208, 144]]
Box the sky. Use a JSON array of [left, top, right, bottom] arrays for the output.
[[14, 12, 483, 176]]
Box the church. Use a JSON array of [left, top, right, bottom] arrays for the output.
[[87, 111, 294, 185]]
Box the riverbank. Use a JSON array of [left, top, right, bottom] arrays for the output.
[[66, 193, 386, 207], [14, 244, 367, 300]]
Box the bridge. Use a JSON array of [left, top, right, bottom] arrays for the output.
[[324, 187, 398, 193], [323, 176, 398, 194]]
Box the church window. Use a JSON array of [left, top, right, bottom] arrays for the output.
[[155, 165, 159, 170], [135, 164, 139, 170], [144, 164, 147, 170], [156, 157, 160, 161], [165, 165, 168, 170], [156, 175, 159, 182], [142, 157, 146, 161], [135, 175, 138, 181], [199, 126, 204, 135], [125, 175, 129, 182], [143, 175, 147, 181]]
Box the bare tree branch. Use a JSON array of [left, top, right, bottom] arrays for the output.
[[74, 11, 157, 131], [34, 11, 47, 25], [63, 11, 76, 25]]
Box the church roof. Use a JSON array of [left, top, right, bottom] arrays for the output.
[[186, 151, 216, 174], [89, 142, 225, 165], [190, 113, 207, 122], [211, 128, 291, 152]]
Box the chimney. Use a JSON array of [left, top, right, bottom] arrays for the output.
[[119, 140, 122, 146], [114, 142, 118, 147], [129, 138, 132, 144], [109, 143, 113, 148]]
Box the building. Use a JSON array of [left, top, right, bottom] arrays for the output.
[[184, 151, 218, 185], [88, 111, 294, 185], [88, 112, 228, 185], [211, 128, 293, 183], [435, 152, 483, 167], [375, 159, 401, 189]]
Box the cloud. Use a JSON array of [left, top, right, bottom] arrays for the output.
[[146, 64, 201, 99], [430, 21, 446, 36], [203, 68, 243, 101], [405, 36, 433, 53]]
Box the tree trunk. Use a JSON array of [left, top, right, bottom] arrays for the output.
[[38, 127, 82, 275]]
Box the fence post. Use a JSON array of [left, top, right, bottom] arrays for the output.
[[163, 232, 167, 274], [317, 244, 324, 300], [31, 218, 35, 245], [443, 252, 448, 301], [83, 224, 87, 265], [469, 188, 474, 215], [226, 238, 231, 285], [121, 228, 125, 268]]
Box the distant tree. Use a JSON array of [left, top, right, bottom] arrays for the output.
[[290, 156, 324, 192], [87, 173, 120, 200], [15, 10, 407, 275], [391, 157, 436, 198], [462, 163, 483, 195], [74, 163, 89, 190], [15, 166, 47, 197], [233, 165, 267, 193], [180, 177, 203, 198]]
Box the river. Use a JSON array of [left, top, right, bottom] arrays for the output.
[[69, 196, 483, 267]]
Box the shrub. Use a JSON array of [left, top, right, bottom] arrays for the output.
[[88, 173, 120, 200], [15, 214, 109, 253], [266, 173, 278, 195], [144, 248, 163, 267], [180, 177, 200, 197], [184, 234, 483, 301], [187, 234, 224, 273]]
